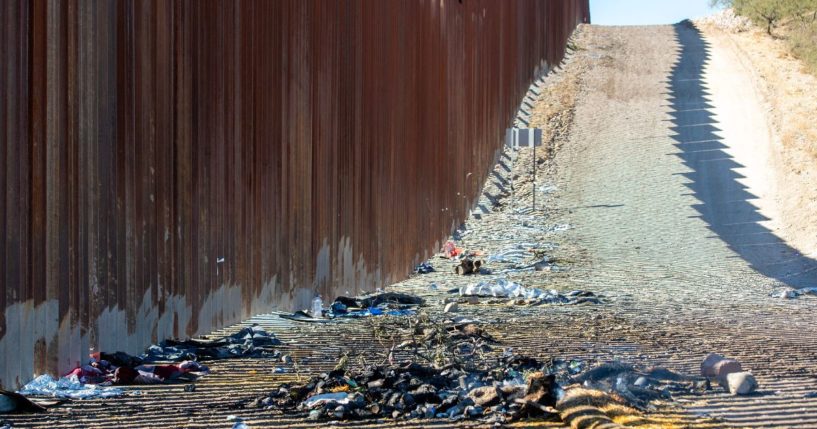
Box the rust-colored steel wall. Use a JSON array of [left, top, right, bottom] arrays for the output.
[[0, 0, 589, 388]]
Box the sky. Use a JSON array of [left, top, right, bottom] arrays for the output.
[[590, 0, 723, 26]]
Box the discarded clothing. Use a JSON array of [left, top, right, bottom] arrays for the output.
[[570, 362, 707, 408], [141, 325, 281, 362], [339, 308, 416, 318], [414, 262, 435, 274], [111, 361, 209, 385], [443, 241, 463, 258], [17, 375, 124, 400], [334, 292, 425, 310], [0, 389, 47, 413], [279, 310, 333, 323], [280, 292, 423, 323]]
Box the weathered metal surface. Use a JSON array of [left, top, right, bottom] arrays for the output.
[[0, 0, 589, 388]]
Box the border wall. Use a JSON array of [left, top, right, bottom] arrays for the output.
[[0, 0, 589, 388]]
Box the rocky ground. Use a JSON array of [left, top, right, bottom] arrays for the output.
[[6, 22, 817, 429]]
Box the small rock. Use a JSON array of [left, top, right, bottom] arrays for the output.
[[465, 296, 480, 304], [468, 386, 500, 407], [534, 260, 552, 271], [282, 355, 293, 364], [804, 392, 817, 398], [307, 409, 322, 421], [701, 353, 724, 377], [713, 359, 742, 381], [701, 353, 741, 379], [633, 376, 649, 387], [367, 402, 382, 415], [726, 372, 758, 395], [464, 405, 484, 417], [444, 302, 458, 313], [184, 384, 196, 392]]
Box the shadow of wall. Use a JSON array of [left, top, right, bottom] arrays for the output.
[[668, 22, 817, 288]]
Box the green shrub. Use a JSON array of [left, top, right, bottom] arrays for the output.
[[788, 24, 817, 74]]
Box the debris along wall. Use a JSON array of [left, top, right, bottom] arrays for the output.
[[0, 0, 589, 388]]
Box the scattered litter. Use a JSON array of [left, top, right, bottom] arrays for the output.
[[443, 241, 463, 258], [487, 245, 536, 265], [569, 362, 707, 409], [415, 262, 435, 274], [331, 293, 424, 319], [355, 292, 425, 309], [726, 372, 757, 395], [458, 278, 599, 305], [141, 324, 281, 362], [339, 308, 417, 318], [246, 354, 558, 423], [304, 392, 353, 408], [17, 375, 124, 399], [701, 353, 757, 395], [282, 292, 425, 322], [227, 415, 250, 429], [279, 310, 332, 323], [232, 421, 249, 429], [546, 224, 571, 233], [454, 257, 484, 275], [15, 323, 279, 399], [769, 287, 817, 299], [311, 295, 324, 318]]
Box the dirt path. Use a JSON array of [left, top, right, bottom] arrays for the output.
[[697, 14, 817, 259]]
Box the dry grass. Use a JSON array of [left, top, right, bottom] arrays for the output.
[[773, 9, 817, 76], [528, 36, 585, 160], [552, 388, 723, 429]]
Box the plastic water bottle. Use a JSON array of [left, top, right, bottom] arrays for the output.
[[311, 295, 323, 318]]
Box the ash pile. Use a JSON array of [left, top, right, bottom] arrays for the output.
[[240, 314, 708, 425]]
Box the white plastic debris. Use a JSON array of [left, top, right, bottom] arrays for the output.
[[769, 287, 817, 299], [17, 374, 124, 399], [696, 9, 753, 33], [227, 415, 250, 429], [304, 392, 351, 408], [311, 295, 324, 318], [459, 278, 545, 300]]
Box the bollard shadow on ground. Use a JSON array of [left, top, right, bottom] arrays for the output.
[[667, 21, 817, 289]]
